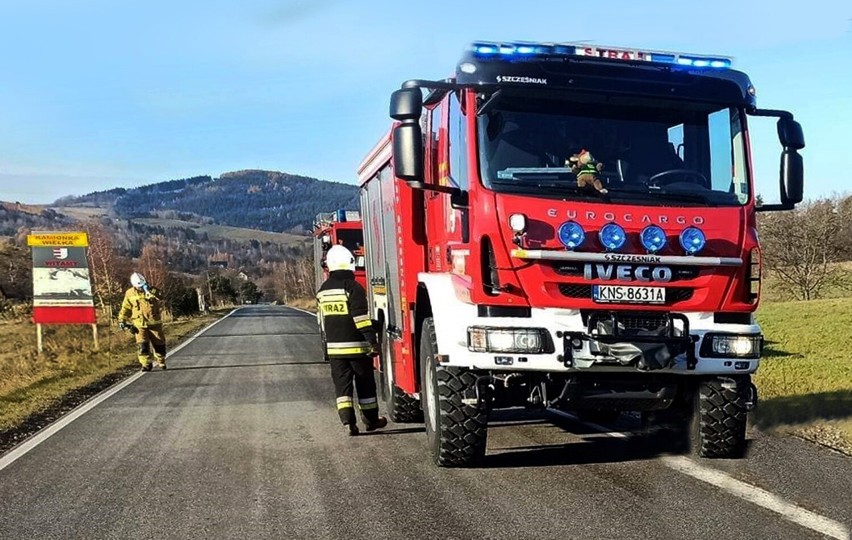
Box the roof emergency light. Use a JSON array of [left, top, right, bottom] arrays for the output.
[[468, 41, 733, 70]]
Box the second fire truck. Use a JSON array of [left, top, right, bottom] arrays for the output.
[[358, 41, 805, 466]]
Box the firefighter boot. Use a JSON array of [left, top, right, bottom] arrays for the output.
[[156, 358, 167, 370], [141, 363, 153, 372], [365, 416, 388, 432], [344, 423, 360, 437]]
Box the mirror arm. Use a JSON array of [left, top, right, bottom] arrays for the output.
[[749, 108, 794, 120]]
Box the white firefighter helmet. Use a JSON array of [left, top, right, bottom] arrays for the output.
[[130, 272, 147, 289], [325, 245, 356, 272]]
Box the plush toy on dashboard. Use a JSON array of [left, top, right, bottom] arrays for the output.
[[567, 149, 608, 194]]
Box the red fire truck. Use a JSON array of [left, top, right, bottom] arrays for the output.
[[358, 41, 805, 467], [312, 210, 367, 290]]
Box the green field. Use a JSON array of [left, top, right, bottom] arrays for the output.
[[134, 217, 308, 244], [52, 206, 309, 245], [754, 297, 852, 452]]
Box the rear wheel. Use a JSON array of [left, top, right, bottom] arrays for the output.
[[421, 317, 488, 467]]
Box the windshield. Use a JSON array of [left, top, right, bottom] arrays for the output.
[[477, 95, 749, 206], [335, 229, 366, 269]]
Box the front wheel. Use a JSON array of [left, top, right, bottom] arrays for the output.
[[421, 317, 488, 467], [693, 376, 750, 458]]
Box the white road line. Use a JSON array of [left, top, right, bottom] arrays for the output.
[[549, 409, 850, 540], [0, 309, 238, 473]]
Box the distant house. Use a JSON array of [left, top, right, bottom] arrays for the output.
[[208, 260, 228, 269], [237, 271, 249, 281]]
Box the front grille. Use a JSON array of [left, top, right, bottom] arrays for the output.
[[558, 284, 693, 304], [617, 312, 671, 332], [558, 284, 593, 297]]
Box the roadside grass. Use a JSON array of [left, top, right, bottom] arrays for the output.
[[0, 310, 226, 433], [286, 297, 317, 313], [754, 297, 852, 451]]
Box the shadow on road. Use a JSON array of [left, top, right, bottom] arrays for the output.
[[482, 431, 680, 469], [168, 361, 329, 371], [753, 390, 852, 428]]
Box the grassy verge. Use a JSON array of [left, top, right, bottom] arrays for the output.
[[754, 297, 852, 453], [0, 310, 227, 435], [286, 297, 317, 313]]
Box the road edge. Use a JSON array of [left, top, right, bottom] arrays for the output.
[[0, 308, 239, 472]]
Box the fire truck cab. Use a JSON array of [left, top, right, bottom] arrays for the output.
[[358, 42, 804, 467]]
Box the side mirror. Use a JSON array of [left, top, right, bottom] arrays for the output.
[[390, 87, 425, 182], [751, 109, 805, 211], [781, 149, 803, 205], [390, 88, 422, 121], [778, 118, 804, 151], [392, 122, 424, 182]]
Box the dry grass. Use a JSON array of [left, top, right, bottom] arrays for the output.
[[0, 311, 225, 431], [286, 297, 316, 313]]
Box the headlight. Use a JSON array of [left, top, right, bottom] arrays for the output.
[[599, 223, 626, 251], [557, 221, 585, 250], [700, 334, 762, 359], [509, 213, 527, 233], [468, 327, 548, 354], [679, 226, 706, 255], [640, 225, 667, 253]]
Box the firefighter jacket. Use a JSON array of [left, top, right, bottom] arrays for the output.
[[317, 270, 377, 359], [118, 287, 163, 329]]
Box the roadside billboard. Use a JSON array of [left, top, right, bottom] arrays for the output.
[[28, 232, 96, 324]]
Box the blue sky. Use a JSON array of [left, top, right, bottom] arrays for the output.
[[0, 0, 849, 204]]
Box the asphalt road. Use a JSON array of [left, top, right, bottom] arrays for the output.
[[1, 305, 849, 540]]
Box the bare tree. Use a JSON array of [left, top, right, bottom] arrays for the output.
[[87, 223, 130, 318], [759, 198, 850, 300]]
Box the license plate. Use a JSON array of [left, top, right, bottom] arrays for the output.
[[592, 285, 665, 304]]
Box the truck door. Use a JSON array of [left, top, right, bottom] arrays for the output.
[[425, 92, 470, 276]]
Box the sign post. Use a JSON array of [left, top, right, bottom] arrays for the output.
[[27, 232, 97, 352]]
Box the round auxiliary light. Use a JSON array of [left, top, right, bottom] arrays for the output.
[[640, 225, 667, 253], [509, 213, 527, 233], [598, 223, 626, 251], [679, 226, 706, 255], [557, 221, 585, 250]]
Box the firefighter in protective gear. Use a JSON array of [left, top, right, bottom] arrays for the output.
[[317, 245, 387, 436], [118, 272, 167, 372]]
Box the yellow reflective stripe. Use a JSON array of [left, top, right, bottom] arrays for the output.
[[337, 402, 354, 410], [357, 397, 378, 410], [317, 289, 348, 299], [355, 319, 372, 329], [336, 396, 353, 410], [328, 347, 372, 355], [353, 314, 370, 323], [318, 295, 348, 303], [328, 341, 370, 348]]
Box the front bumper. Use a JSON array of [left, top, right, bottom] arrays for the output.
[[437, 308, 761, 375]]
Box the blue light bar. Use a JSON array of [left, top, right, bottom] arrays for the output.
[[468, 41, 733, 69]]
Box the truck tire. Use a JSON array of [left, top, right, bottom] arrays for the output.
[[420, 317, 488, 467], [694, 376, 750, 459], [378, 323, 422, 423]]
